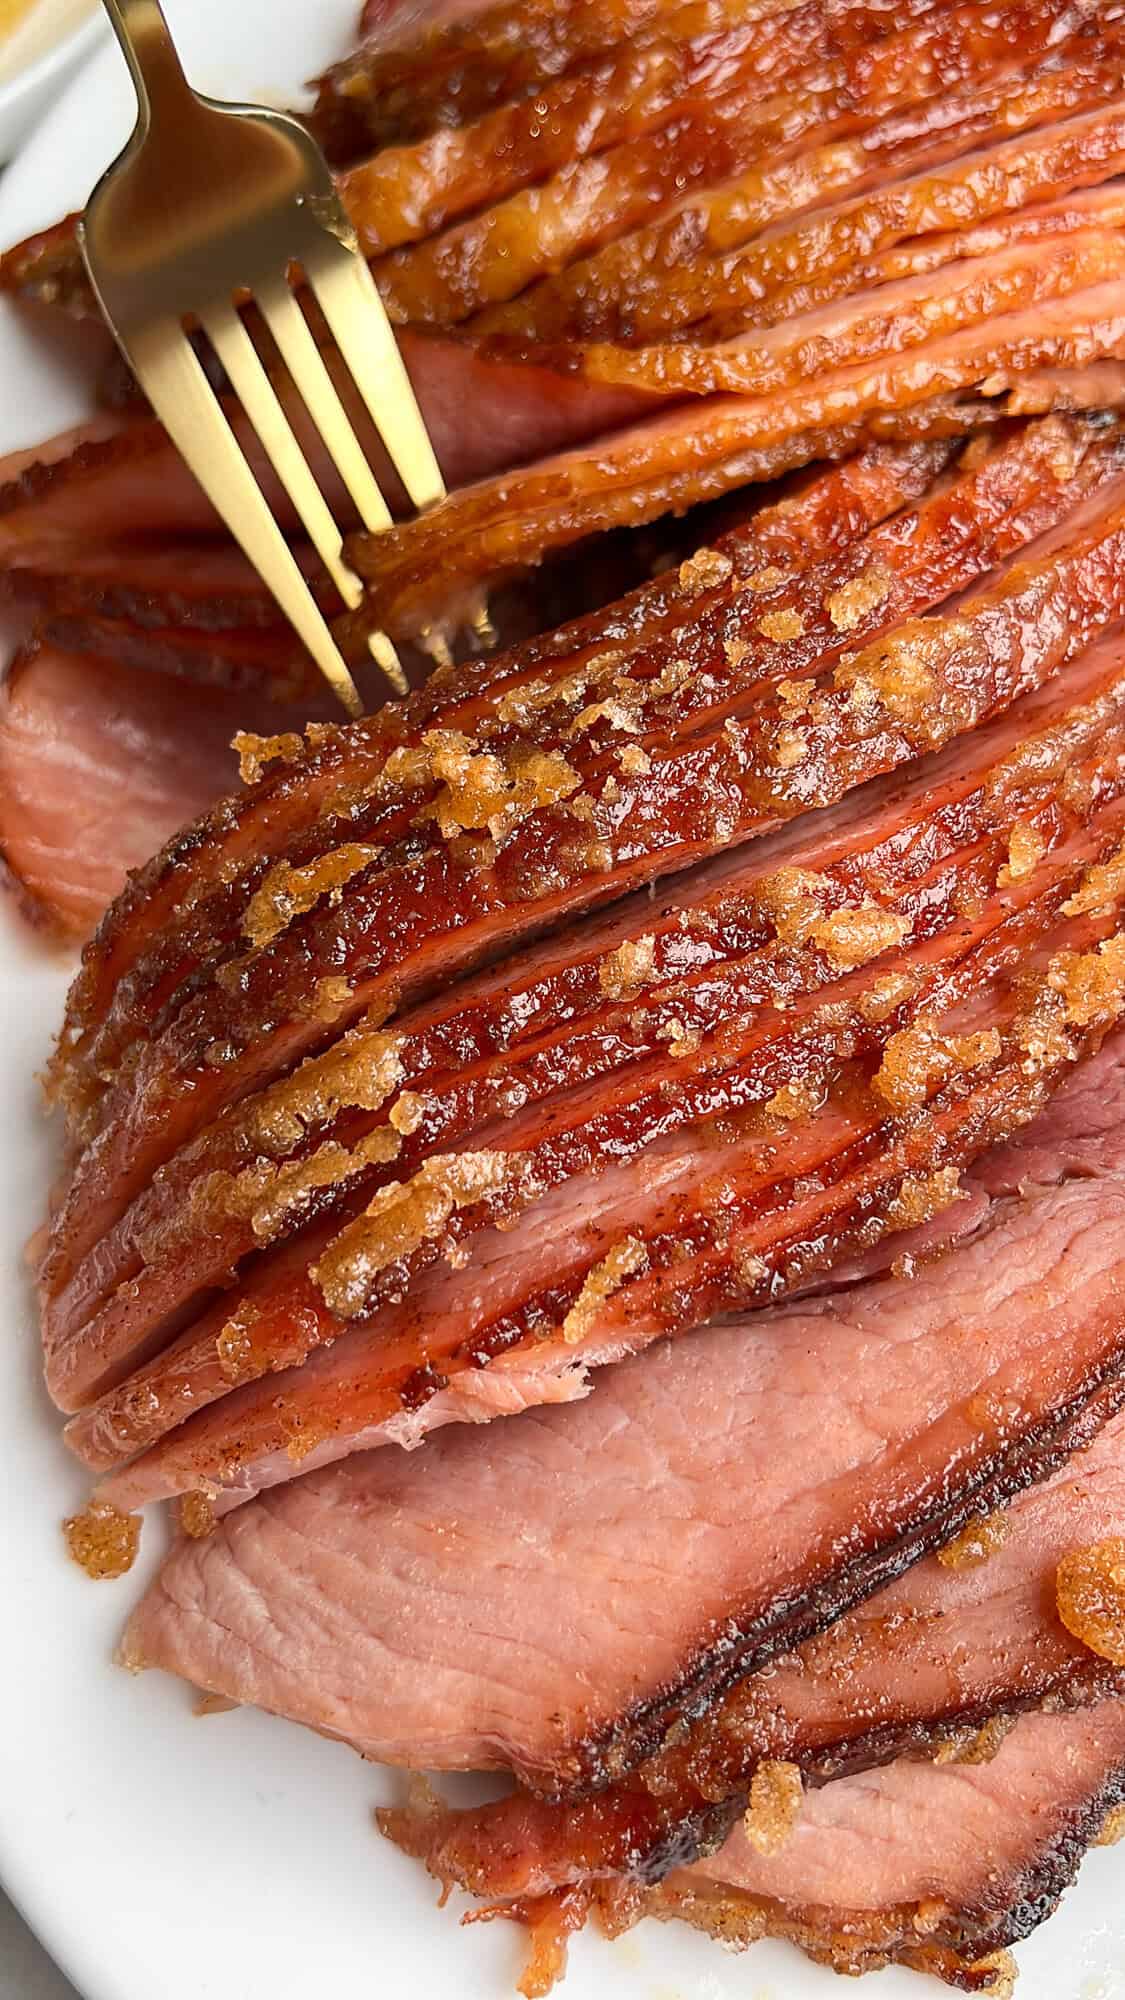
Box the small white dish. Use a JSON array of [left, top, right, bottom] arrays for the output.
[[0, 1, 104, 165]]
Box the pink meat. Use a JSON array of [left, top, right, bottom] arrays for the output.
[[0, 642, 311, 934], [647, 1701, 1125, 1981], [122, 1030, 1125, 1794]]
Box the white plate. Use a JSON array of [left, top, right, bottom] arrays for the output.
[[0, 3, 105, 167], [1, 10, 1125, 1997]]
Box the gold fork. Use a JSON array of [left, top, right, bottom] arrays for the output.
[[79, 0, 447, 715]]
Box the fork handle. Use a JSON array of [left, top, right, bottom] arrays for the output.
[[98, 0, 195, 131]]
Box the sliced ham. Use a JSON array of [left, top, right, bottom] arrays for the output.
[[372, 0, 1094, 328], [352, 277, 1125, 637], [121, 1027, 1125, 1794], [524, 230, 1125, 401], [0, 642, 318, 935], [47, 431, 960, 1204], [310, 0, 822, 159], [51, 623, 1125, 1471], [0, 334, 649, 597], [635, 1702, 1125, 1989], [384, 1283, 1125, 1896], [482, 54, 1125, 343], [43, 420, 1125, 1291]]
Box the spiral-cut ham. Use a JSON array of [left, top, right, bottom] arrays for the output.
[[371, 0, 1107, 329], [309, 0, 866, 160], [17, 1, 1125, 1988], [0, 336, 649, 620], [350, 275, 1125, 637], [6, 0, 1125, 658], [49, 609, 1125, 1478], [7, 0, 1117, 339], [78, 845, 1125, 1510], [41, 418, 1125, 1285], [45, 433, 953, 1185], [120, 1032, 1125, 1794]]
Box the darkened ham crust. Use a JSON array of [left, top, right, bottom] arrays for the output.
[[460, 1700, 1125, 1991], [382, 1338, 1125, 1897], [628, 1701, 1125, 1990]]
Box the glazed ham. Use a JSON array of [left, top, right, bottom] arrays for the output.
[[14, 0, 1125, 1985], [55, 628, 1125, 1495], [121, 1027, 1125, 1793], [44, 417, 1125, 1225], [32, 417, 1125, 1510], [9, 0, 1125, 647]]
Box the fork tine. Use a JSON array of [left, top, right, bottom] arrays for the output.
[[202, 301, 407, 696], [254, 276, 396, 537], [200, 299, 363, 611], [304, 239, 447, 514], [122, 318, 364, 717]]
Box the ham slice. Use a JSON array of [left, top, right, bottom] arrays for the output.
[[0, 642, 317, 935], [480, 48, 1125, 344], [121, 1027, 1125, 1794], [384, 1285, 1125, 1896], [634, 1701, 1125, 1989]]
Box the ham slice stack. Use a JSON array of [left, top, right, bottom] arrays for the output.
[[8, 0, 1125, 1988]]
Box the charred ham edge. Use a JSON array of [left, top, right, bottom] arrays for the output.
[[0, 642, 326, 937], [120, 1049, 1125, 1791], [0, 532, 300, 637], [51, 627, 1125, 1436], [383, 1384, 1125, 1900], [627, 1702, 1125, 1994], [33, 614, 313, 701], [371, 0, 1099, 329], [79, 857, 1125, 1499], [44, 421, 1125, 1283]]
